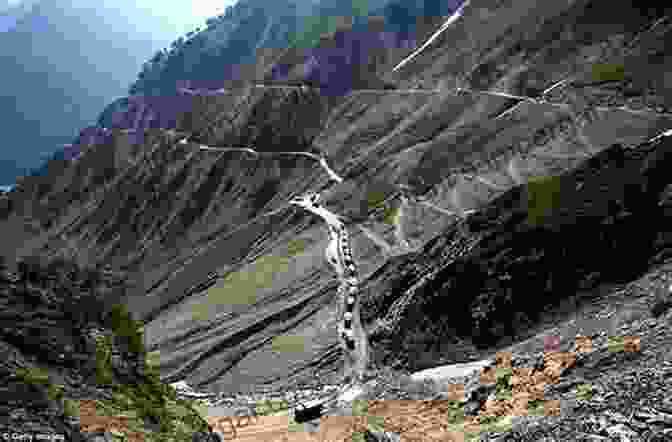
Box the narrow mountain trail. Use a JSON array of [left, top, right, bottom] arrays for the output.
[[151, 5, 672, 438]]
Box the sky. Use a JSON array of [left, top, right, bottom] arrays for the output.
[[97, 0, 237, 42], [0, 0, 238, 188], [2, 0, 237, 36]]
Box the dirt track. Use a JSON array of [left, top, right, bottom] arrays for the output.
[[206, 401, 468, 442]]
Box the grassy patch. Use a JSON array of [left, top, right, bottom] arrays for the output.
[[14, 366, 51, 385], [590, 62, 626, 83], [13, 367, 79, 421], [192, 253, 292, 321], [575, 383, 594, 402], [527, 398, 546, 416], [380, 205, 399, 226], [95, 334, 115, 386], [89, 328, 207, 440], [494, 368, 513, 401], [287, 414, 307, 433], [469, 415, 514, 440], [445, 399, 466, 425], [14, 366, 65, 402], [255, 399, 290, 416], [289, 1, 369, 49], [99, 379, 206, 440], [366, 189, 389, 210], [608, 336, 626, 352], [63, 398, 80, 418], [526, 174, 562, 227], [286, 238, 310, 256], [107, 303, 146, 355], [145, 350, 160, 372], [270, 334, 306, 353]]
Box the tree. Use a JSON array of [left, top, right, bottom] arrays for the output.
[[150, 50, 165, 64]]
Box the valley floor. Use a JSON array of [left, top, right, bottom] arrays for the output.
[[188, 259, 672, 441]]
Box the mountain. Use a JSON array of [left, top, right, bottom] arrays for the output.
[[123, 0, 454, 98], [0, 0, 189, 187], [2, 0, 672, 439], [0, 255, 212, 441], [125, 0, 307, 97]]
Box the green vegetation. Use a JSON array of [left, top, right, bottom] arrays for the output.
[[290, 14, 337, 49], [381, 205, 399, 225], [527, 398, 546, 416], [366, 189, 389, 210], [13, 366, 80, 419], [590, 62, 626, 83], [14, 366, 51, 385], [99, 375, 206, 441], [365, 415, 387, 433], [286, 238, 310, 256], [145, 350, 160, 373], [90, 320, 207, 441], [271, 334, 306, 353], [14, 366, 66, 402], [469, 415, 514, 439], [494, 368, 513, 401], [107, 303, 146, 356], [255, 398, 290, 416], [351, 399, 390, 440], [287, 413, 307, 433], [526, 174, 562, 227], [9, 257, 208, 441], [608, 336, 626, 352], [575, 383, 594, 402], [289, 0, 370, 49], [192, 241, 310, 321], [95, 334, 115, 386], [63, 398, 80, 418], [445, 399, 466, 426]]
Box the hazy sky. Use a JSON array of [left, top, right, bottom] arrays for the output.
[[104, 0, 237, 41], [0, 0, 239, 186], [2, 0, 238, 39]]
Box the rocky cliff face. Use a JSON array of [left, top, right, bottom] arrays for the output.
[[1, 0, 671, 401], [0, 257, 210, 441]]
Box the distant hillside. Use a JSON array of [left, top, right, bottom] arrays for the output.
[[125, 0, 461, 97]]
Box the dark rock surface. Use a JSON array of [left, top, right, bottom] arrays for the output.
[[0, 258, 211, 441]]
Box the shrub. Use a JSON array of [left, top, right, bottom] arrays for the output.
[[494, 368, 513, 401], [365, 189, 388, 210], [285, 238, 309, 256], [95, 334, 114, 386], [14, 367, 68, 407], [63, 398, 80, 418], [590, 63, 626, 83], [14, 366, 51, 386], [105, 303, 146, 356], [381, 205, 399, 225], [575, 383, 594, 402], [527, 398, 546, 416], [526, 174, 562, 227]]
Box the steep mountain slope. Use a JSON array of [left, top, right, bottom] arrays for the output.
[[0, 256, 212, 442], [1, 0, 671, 403], [0, 0, 177, 187]]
